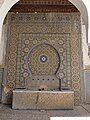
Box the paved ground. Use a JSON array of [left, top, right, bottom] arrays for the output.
[[0, 104, 90, 120]]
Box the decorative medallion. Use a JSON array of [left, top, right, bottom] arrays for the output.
[[27, 43, 60, 75], [39, 54, 48, 63]]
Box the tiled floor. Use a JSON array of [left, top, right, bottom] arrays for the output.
[[0, 104, 90, 120]]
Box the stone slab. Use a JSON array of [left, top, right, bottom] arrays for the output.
[[84, 70, 90, 103], [12, 90, 74, 110]]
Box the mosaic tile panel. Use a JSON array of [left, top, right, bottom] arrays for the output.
[[16, 33, 70, 88], [4, 13, 81, 105]]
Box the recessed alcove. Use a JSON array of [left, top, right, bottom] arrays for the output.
[[3, 11, 81, 108], [1, 0, 82, 109]]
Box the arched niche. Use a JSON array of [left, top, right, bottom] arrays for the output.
[[0, 0, 88, 43]]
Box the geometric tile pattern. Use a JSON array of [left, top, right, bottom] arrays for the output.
[[4, 13, 81, 105], [27, 43, 60, 76], [17, 33, 70, 89]]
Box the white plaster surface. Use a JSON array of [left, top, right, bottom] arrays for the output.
[[82, 25, 90, 69], [82, 0, 90, 43], [0, 24, 6, 66], [0, 0, 4, 7], [50, 117, 90, 120]]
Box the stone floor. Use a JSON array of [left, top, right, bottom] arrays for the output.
[[0, 104, 90, 120]]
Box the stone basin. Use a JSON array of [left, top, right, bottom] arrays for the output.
[[12, 90, 74, 110]]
